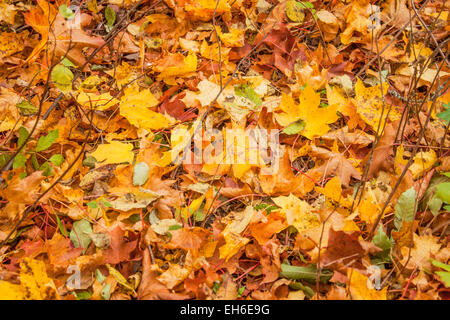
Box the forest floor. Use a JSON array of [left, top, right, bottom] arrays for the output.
[[0, 0, 449, 300]]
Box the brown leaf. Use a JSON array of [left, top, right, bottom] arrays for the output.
[[103, 226, 138, 264], [321, 228, 364, 268], [362, 121, 397, 179], [168, 227, 209, 251], [311, 146, 361, 187], [0, 171, 44, 204], [137, 248, 190, 300]]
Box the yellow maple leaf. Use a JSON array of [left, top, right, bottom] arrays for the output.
[[105, 62, 140, 89], [155, 51, 197, 85], [200, 40, 230, 63], [340, 0, 380, 45], [276, 85, 338, 139], [178, 194, 205, 220], [272, 194, 320, 232], [77, 92, 119, 111], [0, 258, 59, 300], [326, 84, 365, 129], [120, 85, 175, 131], [354, 79, 401, 131], [219, 206, 254, 261], [219, 231, 250, 261], [90, 140, 134, 164], [357, 195, 381, 224], [315, 176, 343, 203], [409, 150, 437, 179], [348, 269, 387, 300], [217, 27, 245, 47], [157, 264, 191, 290], [400, 233, 442, 271], [0, 32, 26, 59], [183, 0, 231, 21]]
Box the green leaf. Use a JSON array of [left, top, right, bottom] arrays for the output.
[[431, 259, 450, 287], [105, 7, 116, 27], [40, 161, 52, 176], [74, 291, 92, 300], [36, 129, 59, 152], [282, 120, 305, 135], [90, 64, 106, 71], [96, 269, 106, 283], [428, 196, 443, 216], [442, 172, 450, 178], [17, 126, 29, 148], [55, 213, 67, 237], [280, 263, 333, 284], [0, 154, 11, 168], [87, 201, 98, 209], [101, 199, 113, 207], [436, 103, 450, 125], [436, 182, 450, 203], [51, 64, 73, 92], [436, 271, 450, 287], [298, 1, 317, 18], [394, 187, 417, 230], [431, 259, 450, 272], [133, 162, 149, 186], [234, 84, 262, 108], [59, 4, 74, 19], [193, 210, 205, 222], [83, 155, 97, 168], [31, 154, 39, 170], [212, 281, 220, 293], [61, 58, 76, 67], [288, 281, 314, 298], [237, 286, 245, 297], [101, 283, 111, 300], [372, 226, 394, 251], [168, 224, 183, 231], [372, 226, 394, 264], [254, 203, 279, 214], [49, 154, 64, 166], [13, 153, 27, 169], [16, 100, 38, 116], [70, 219, 93, 254]]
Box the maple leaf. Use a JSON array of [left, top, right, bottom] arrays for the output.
[[322, 228, 364, 268], [276, 85, 339, 140], [0, 258, 59, 300], [168, 227, 209, 251], [310, 145, 361, 187], [158, 264, 191, 290], [259, 150, 316, 196], [138, 249, 190, 300], [340, 0, 381, 45], [89, 140, 134, 165], [348, 269, 387, 300], [24, 0, 105, 68], [354, 79, 401, 132], [249, 210, 288, 245], [103, 226, 138, 264], [0, 171, 44, 204], [400, 233, 442, 271], [219, 206, 255, 261], [272, 194, 321, 233], [154, 51, 197, 85], [46, 232, 82, 269]]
